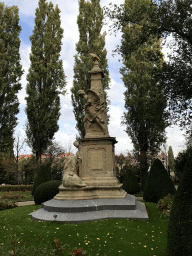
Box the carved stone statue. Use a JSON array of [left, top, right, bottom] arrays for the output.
[[73, 140, 82, 176], [78, 89, 106, 135], [62, 140, 86, 187]]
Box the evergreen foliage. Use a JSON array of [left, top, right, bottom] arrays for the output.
[[50, 164, 63, 181], [120, 0, 169, 188], [34, 180, 62, 205], [31, 162, 51, 196], [0, 3, 24, 156], [167, 149, 192, 256], [71, 0, 110, 138], [25, 0, 66, 163], [122, 166, 140, 194], [175, 148, 191, 183], [143, 159, 176, 203], [168, 146, 175, 174]]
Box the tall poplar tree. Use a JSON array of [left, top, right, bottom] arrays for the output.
[[25, 0, 66, 163], [71, 0, 110, 138], [0, 3, 23, 157], [168, 146, 175, 175], [120, 0, 170, 188], [104, 0, 192, 134]]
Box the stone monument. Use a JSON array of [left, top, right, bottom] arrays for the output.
[[54, 54, 126, 200], [28, 54, 148, 222]]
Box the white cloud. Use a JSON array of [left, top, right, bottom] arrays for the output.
[[60, 104, 75, 122], [53, 128, 77, 154], [108, 78, 126, 103], [165, 126, 186, 157]]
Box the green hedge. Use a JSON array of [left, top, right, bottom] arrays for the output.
[[0, 185, 33, 192], [34, 180, 62, 205]]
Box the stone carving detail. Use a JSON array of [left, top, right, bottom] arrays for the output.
[[78, 89, 106, 135], [62, 140, 86, 187]]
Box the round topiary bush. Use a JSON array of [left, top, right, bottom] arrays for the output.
[[32, 163, 52, 196], [122, 166, 140, 194], [143, 158, 176, 203], [34, 180, 62, 205], [167, 149, 192, 256]]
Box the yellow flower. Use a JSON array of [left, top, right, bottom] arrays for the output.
[[56, 228, 59, 229], [77, 233, 79, 236], [144, 245, 147, 247], [97, 238, 100, 240]]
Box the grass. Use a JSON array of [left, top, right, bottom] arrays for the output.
[[0, 190, 169, 256]]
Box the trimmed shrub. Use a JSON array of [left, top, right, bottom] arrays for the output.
[[143, 158, 176, 203], [31, 163, 51, 196], [51, 164, 62, 181], [122, 166, 140, 194], [167, 149, 192, 256], [34, 180, 62, 205]]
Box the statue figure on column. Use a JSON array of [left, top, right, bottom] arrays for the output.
[[78, 89, 106, 135]]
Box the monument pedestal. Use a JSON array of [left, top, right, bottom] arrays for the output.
[[54, 185, 126, 200], [54, 136, 127, 200]]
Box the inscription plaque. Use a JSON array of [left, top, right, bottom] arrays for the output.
[[91, 151, 103, 170]]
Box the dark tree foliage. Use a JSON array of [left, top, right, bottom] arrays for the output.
[[143, 158, 176, 203], [0, 3, 24, 156], [25, 0, 66, 163], [175, 148, 191, 182], [71, 0, 110, 138], [118, 0, 170, 187], [167, 149, 192, 256], [104, 0, 192, 134]]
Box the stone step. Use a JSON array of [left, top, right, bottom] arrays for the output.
[[28, 194, 149, 223], [43, 194, 136, 213]]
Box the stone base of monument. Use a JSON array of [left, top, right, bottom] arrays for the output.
[[28, 194, 149, 223], [54, 183, 126, 200]]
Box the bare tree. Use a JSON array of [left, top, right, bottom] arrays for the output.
[[13, 130, 27, 183], [42, 139, 66, 167]]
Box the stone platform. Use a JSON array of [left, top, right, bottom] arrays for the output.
[[28, 194, 149, 223]]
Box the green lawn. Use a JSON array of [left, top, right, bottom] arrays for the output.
[[0, 191, 169, 256]]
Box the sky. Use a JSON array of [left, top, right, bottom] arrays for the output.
[[4, 0, 187, 158]]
